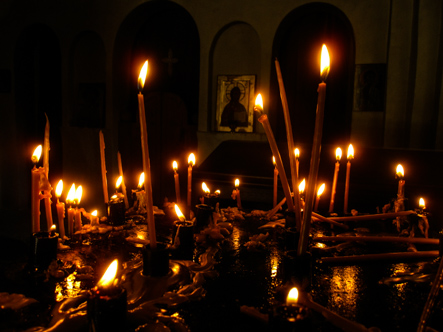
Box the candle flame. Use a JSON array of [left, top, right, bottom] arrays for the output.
[[419, 198, 425, 209], [320, 44, 330, 81], [294, 148, 300, 159], [50, 224, 56, 231], [317, 183, 325, 197], [188, 153, 195, 167], [202, 182, 210, 194], [32, 145, 42, 163], [116, 176, 123, 189], [215, 189, 221, 195], [299, 178, 306, 194], [347, 144, 354, 160], [97, 259, 118, 288], [75, 185, 83, 205], [55, 180, 63, 198], [138, 172, 145, 188], [174, 204, 185, 221], [138, 60, 148, 91], [92, 210, 98, 217], [254, 93, 263, 112], [396, 164, 404, 178], [173, 160, 178, 172], [66, 183, 76, 203], [272, 156, 276, 166], [286, 287, 299, 305], [336, 147, 342, 161], [235, 179, 240, 188]]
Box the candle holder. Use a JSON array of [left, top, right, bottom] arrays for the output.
[[107, 198, 126, 226], [194, 204, 213, 232], [87, 286, 127, 331], [281, 251, 312, 287], [203, 193, 219, 209], [142, 242, 170, 277], [270, 302, 310, 331], [30, 231, 58, 269], [172, 220, 195, 259], [284, 210, 296, 229]]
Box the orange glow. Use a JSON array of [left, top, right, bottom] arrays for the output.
[[235, 179, 240, 188], [336, 147, 342, 161], [294, 148, 300, 159], [188, 153, 195, 167], [138, 172, 145, 188], [396, 164, 404, 178], [254, 94, 263, 111], [272, 156, 276, 166], [173, 161, 178, 172], [174, 204, 185, 221], [97, 259, 118, 288], [91, 210, 98, 217], [299, 179, 306, 194], [286, 287, 299, 305], [74, 185, 83, 205], [116, 176, 123, 189], [138, 61, 148, 90], [320, 44, 330, 81], [50, 224, 56, 231], [32, 145, 42, 163], [202, 182, 210, 194], [215, 189, 221, 195], [317, 183, 325, 197], [419, 198, 425, 209], [55, 180, 63, 198], [66, 183, 76, 204], [347, 144, 354, 160]]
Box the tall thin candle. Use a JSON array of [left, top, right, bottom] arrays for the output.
[[117, 152, 129, 209], [31, 145, 44, 233], [173, 161, 181, 204], [235, 179, 242, 210], [138, 60, 157, 249], [99, 131, 109, 205], [344, 144, 354, 214], [298, 44, 330, 256], [55, 180, 66, 239], [273, 156, 278, 208], [328, 147, 342, 214], [396, 164, 405, 197], [43, 114, 54, 230], [187, 153, 195, 215]]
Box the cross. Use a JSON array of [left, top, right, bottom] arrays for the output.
[[162, 48, 178, 76]]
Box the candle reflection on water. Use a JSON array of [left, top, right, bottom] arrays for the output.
[[328, 265, 361, 319]]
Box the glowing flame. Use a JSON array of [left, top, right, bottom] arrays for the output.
[[138, 60, 148, 90], [66, 183, 76, 203], [272, 156, 276, 166], [320, 44, 330, 81], [215, 189, 221, 195], [235, 179, 240, 188], [286, 287, 299, 305], [347, 144, 354, 160], [75, 185, 83, 205], [294, 148, 300, 159], [50, 224, 56, 231], [92, 210, 98, 217], [174, 204, 185, 221], [55, 180, 63, 198], [202, 182, 210, 194], [396, 164, 404, 178], [254, 93, 263, 111], [336, 147, 342, 161], [138, 172, 145, 188], [317, 183, 325, 197], [299, 179, 306, 194], [188, 153, 195, 167], [32, 145, 42, 163], [173, 160, 178, 172], [97, 259, 118, 288], [419, 198, 425, 209], [116, 176, 123, 189]]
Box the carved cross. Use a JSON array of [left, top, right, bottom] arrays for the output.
[[162, 48, 178, 76]]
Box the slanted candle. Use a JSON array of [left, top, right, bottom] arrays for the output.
[[329, 147, 342, 214], [137, 60, 156, 249], [273, 156, 278, 207], [173, 161, 181, 204], [314, 183, 325, 212], [298, 44, 330, 256], [187, 153, 195, 215], [55, 180, 66, 239], [31, 145, 45, 233], [235, 179, 242, 210], [396, 164, 405, 197], [344, 144, 354, 215]]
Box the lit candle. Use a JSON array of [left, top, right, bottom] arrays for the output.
[[235, 178, 242, 210], [91, 210, 99, 226], [273, 156, 278, 208], [275, 58, 302, 228], [328, 147, 342, 214], [344, 144, 354, 214], [299, 179, 306, 202], [187, 153, 195, 214], [42, 114, 54, 232], [31, 145, 45, 233], [108, 177, 126, 226], [138, 60, 156, 249], [254, 94, 295, 212], [55, 180, 66, 239], [99, 130, 109, 205], [314, 183, 325, 212], [74, 185, 83, 232], [298, 44, 330, 256], [396, 164, 405, 197], [173, 161, 181, 204], [272, 287, 309, 330], [418, 198, 429, 238], [294, 148, 300, 178], [117, 151, 129, 210], [66, 183, 76, 236], [133, 172, 146, 210]]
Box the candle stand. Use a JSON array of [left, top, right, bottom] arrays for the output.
[[142, 242, 170, 277], [270, 302, 311, 332], [172, 220, 195, 259], [194, 204, 213, 232], [107, 199, 126, 226], [30, 231, 58, 269], [87, 287, 127, 331]]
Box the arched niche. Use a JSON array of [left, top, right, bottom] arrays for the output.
[[271, 3, 355, 149], [209, 22, 261, 132], [113, 1, 200, 205], [68, 31, 106, 128]]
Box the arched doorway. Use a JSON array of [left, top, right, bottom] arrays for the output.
[[271, 3, 355, 150]]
